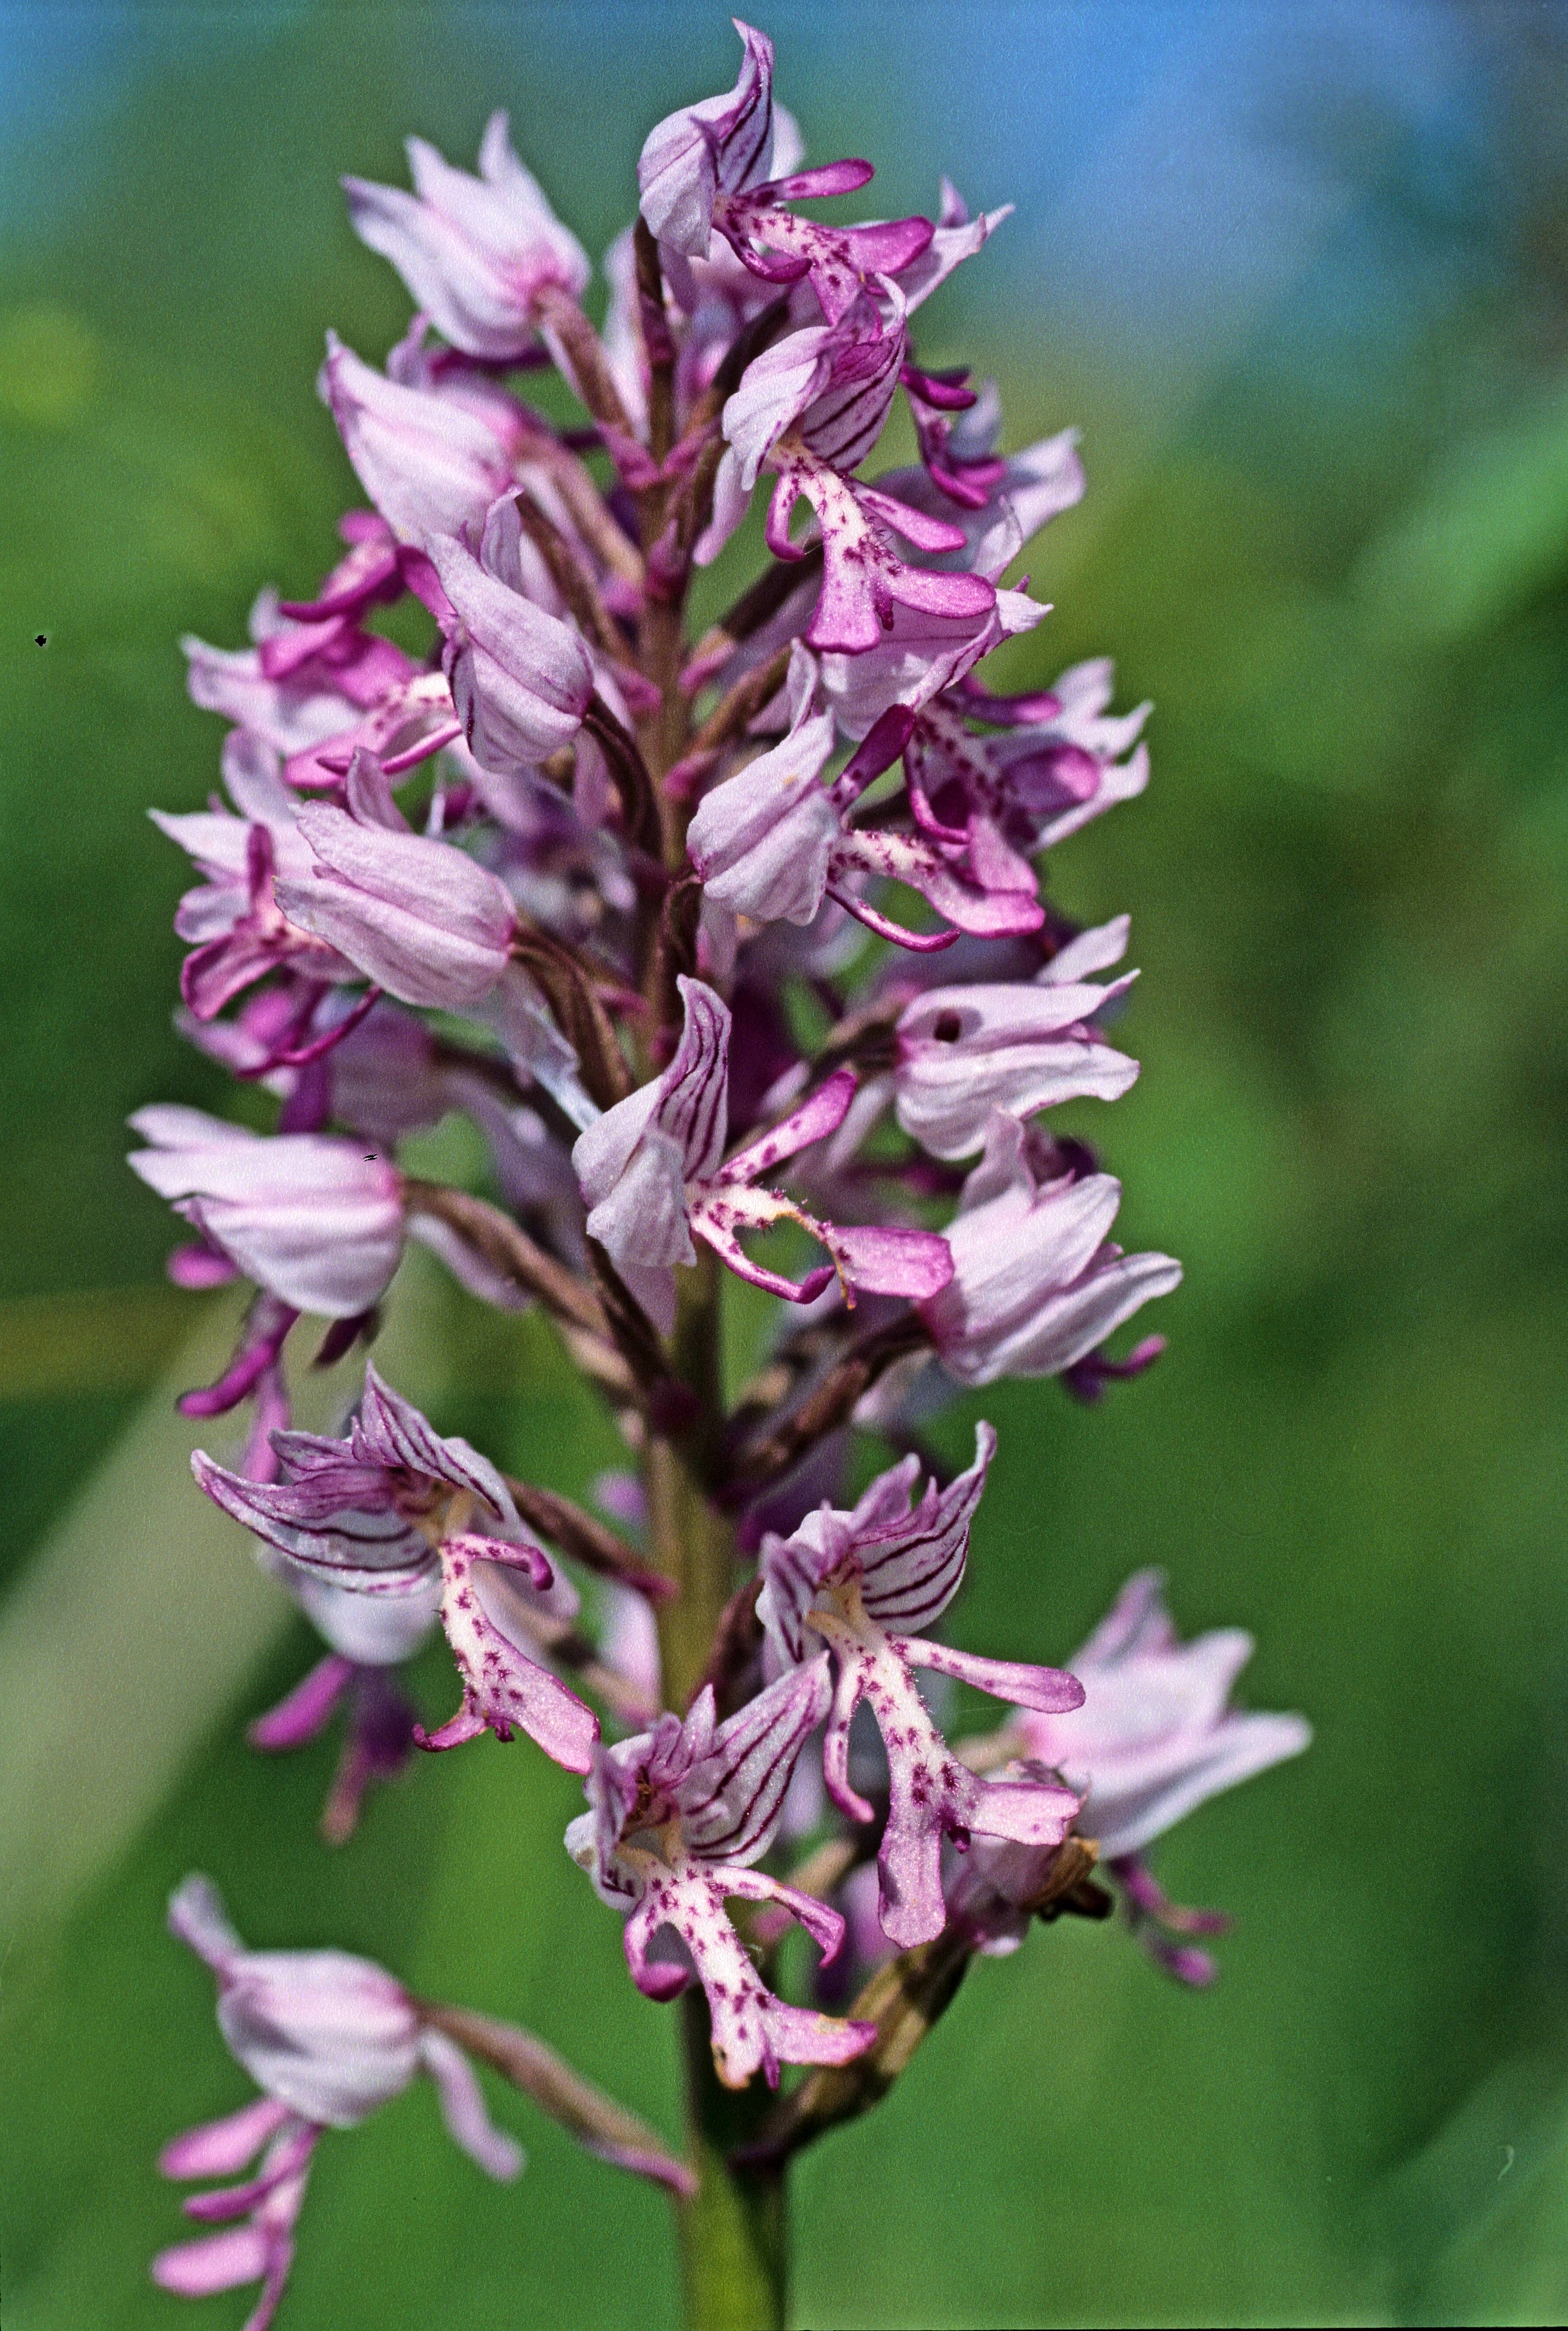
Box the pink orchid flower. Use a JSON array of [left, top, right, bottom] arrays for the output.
[[758, 1427, 1084, 1946], [919, 1111, 1181, 1384], [567, 1661, 877, 2088], [344, 112, 590, 362], [193, 1363, 599, 1769], [153, 1875, 520, 2331], [573, 975, 952, 1335]]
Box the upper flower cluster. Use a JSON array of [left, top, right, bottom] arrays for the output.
[[141, 17, 1175, 1492], [135, 22, 1308, 2313]]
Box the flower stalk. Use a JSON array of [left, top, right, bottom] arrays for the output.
[[679, 1990, 789, 2331], [645, 1259, 790, 2326]]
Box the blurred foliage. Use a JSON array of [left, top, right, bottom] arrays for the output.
[[6, 4, 1568, 2325]]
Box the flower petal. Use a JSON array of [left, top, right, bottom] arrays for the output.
[[159, 2098, 293, 2184], [423, 1540, 598, 1771], [679, 1656, 832, 1865], [152, 2225, 271, 2297]]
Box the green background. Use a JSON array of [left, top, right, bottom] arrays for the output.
[[5, 4, 1568, 2323]]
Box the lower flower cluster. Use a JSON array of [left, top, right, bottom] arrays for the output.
[[129, 18, 1311, 2323]]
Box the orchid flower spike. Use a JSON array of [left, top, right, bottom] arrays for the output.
[[121, 21, 1255, 2290]]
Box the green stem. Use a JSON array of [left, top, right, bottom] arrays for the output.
[[677, 1991, 788, 2331], [624, 374, 787, 2328], [646, 1251, 732, 1705], [642, 1261, 789, 2327]]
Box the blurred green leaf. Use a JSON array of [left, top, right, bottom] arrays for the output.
[[1355, 385, 1568, 646]]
